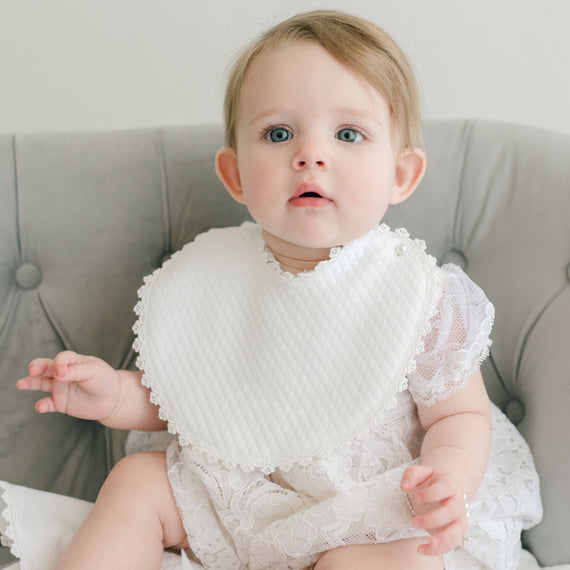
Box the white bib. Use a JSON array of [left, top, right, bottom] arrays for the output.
[[133, 223, 446, 474]]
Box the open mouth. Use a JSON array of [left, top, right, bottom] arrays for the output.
[[290, 186, 332, 208]]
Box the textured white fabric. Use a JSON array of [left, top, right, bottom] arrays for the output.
[[130, 224, 541, 570], [0, 482, 92, 570], [0, 225, 543, 570], [133, 223, 446, 474]]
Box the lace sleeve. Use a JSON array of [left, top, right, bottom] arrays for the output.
[[407, 264, 495, 407]]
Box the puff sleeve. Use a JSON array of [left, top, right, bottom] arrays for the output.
[[407, 265, 495, 407]]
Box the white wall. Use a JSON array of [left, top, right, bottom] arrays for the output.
[[1, 0, 569, 135]]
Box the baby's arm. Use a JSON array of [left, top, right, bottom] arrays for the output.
[[17, 351, 166, 431], [401, 369, 492, 556]]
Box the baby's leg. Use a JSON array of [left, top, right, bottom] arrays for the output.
[[55, 451, 187, 570], [315, 539, 443, 570]]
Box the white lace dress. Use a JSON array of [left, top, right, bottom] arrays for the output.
[[129, 225, 541, 570], [0, 224, 543, 570]]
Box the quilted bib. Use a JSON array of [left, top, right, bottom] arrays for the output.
[[133, 223, 446, 473]]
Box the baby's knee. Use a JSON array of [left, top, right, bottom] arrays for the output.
[[99, 451, 169, 505], [93, 451, 187, 550], [109, 450, 166, 479], [315, 541, 443, 570], [315, 545, 378, 570]]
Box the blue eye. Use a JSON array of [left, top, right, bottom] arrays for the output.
[[265, 127, 292, 143], [337, 128, 363, 143]]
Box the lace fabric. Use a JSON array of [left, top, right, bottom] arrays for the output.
[[407, 264, 495, 407], [126, 224, 542, 569], [0, 481, 19, 559], [167, 401, 541, 570], [167, 395, 425, 570], [444, 408, 542, 570], [162, 266, 541, 569]]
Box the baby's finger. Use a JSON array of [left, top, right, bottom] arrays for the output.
[[34, 396, 57, 414], [417, 519, 467, 556], [17, 376, 54, 393], [52, 351, 83, 379], [417, 537, 443, 557], [418, 536, 450, 557], [401, 464, 433, 492], [27, 358, 55, 378], [51, 352, 103, 384], [413, 478, 456, 506], [413, 498, 465, 532]]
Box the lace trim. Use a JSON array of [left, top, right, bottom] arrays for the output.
[[262, 241, 342, 282], [415, 308, 494, 408], [0, 481, 20, 559], [261, 224, 429, 283], [455, 306, 492, 399], [132, 224, 446, 474], [409, 267, 496, 408]]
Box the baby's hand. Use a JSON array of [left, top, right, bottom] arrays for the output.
[[401, 464, 469, 556], [17, 351, 121, 422]]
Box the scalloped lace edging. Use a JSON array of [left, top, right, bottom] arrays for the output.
[[132, 275, 174, 430], [414, 301, 495, 408], [133, 274, 208, 465], [262, 241, 343, 282], [396, 225, 449, 406], [132, 224, 447, 474], [0, 481, 20, 559]]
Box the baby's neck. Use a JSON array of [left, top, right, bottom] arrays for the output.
[[262, 230, 335, 275], [271, 252, 327, 275]]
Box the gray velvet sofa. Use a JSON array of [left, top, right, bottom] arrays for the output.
[[0, 120, 569, 567]]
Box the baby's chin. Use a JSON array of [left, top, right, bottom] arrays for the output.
[[261, 218, 384, 260], [292, 229, 375, 250]]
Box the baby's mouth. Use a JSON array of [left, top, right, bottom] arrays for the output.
[[289, 183, 332, 208]]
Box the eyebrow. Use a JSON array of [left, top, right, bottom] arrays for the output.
[[247, 107, 386, 129], [333, 107, 386, 127], [247, 110, 282, 127]]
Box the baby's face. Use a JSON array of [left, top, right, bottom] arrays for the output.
[[227, 40, 412, 262]]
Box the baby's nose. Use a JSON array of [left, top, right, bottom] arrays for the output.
[[292, 139, 327, 169], [296, 158, 325, 168]]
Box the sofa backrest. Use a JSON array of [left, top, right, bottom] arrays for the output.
[[0, 120, 568, 565], [388, 121, 570, 565]]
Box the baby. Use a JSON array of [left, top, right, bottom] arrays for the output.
[[14, 9, 541, 570]]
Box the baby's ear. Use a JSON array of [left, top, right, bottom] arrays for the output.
[[390, 148, 427, 205], [215, 147, 245, 204]]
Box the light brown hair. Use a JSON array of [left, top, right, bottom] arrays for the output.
[[222, 10, 423, 152]]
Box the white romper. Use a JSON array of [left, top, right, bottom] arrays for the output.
[[130, 222, 542, 570]]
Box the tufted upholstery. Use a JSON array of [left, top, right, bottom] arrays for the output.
[[0, 121, 568, 567]]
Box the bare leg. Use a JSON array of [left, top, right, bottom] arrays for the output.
[[314, 539, 444, 570], [55, 451, 188, 570]]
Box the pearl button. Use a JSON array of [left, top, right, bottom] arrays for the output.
[[15, 263, 42, 290], [505, 398, 525, 425]]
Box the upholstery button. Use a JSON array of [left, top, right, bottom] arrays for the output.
[[15, 263, 42, 290], [505, 398, 525, 425], [441, 249, 468, 270]]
